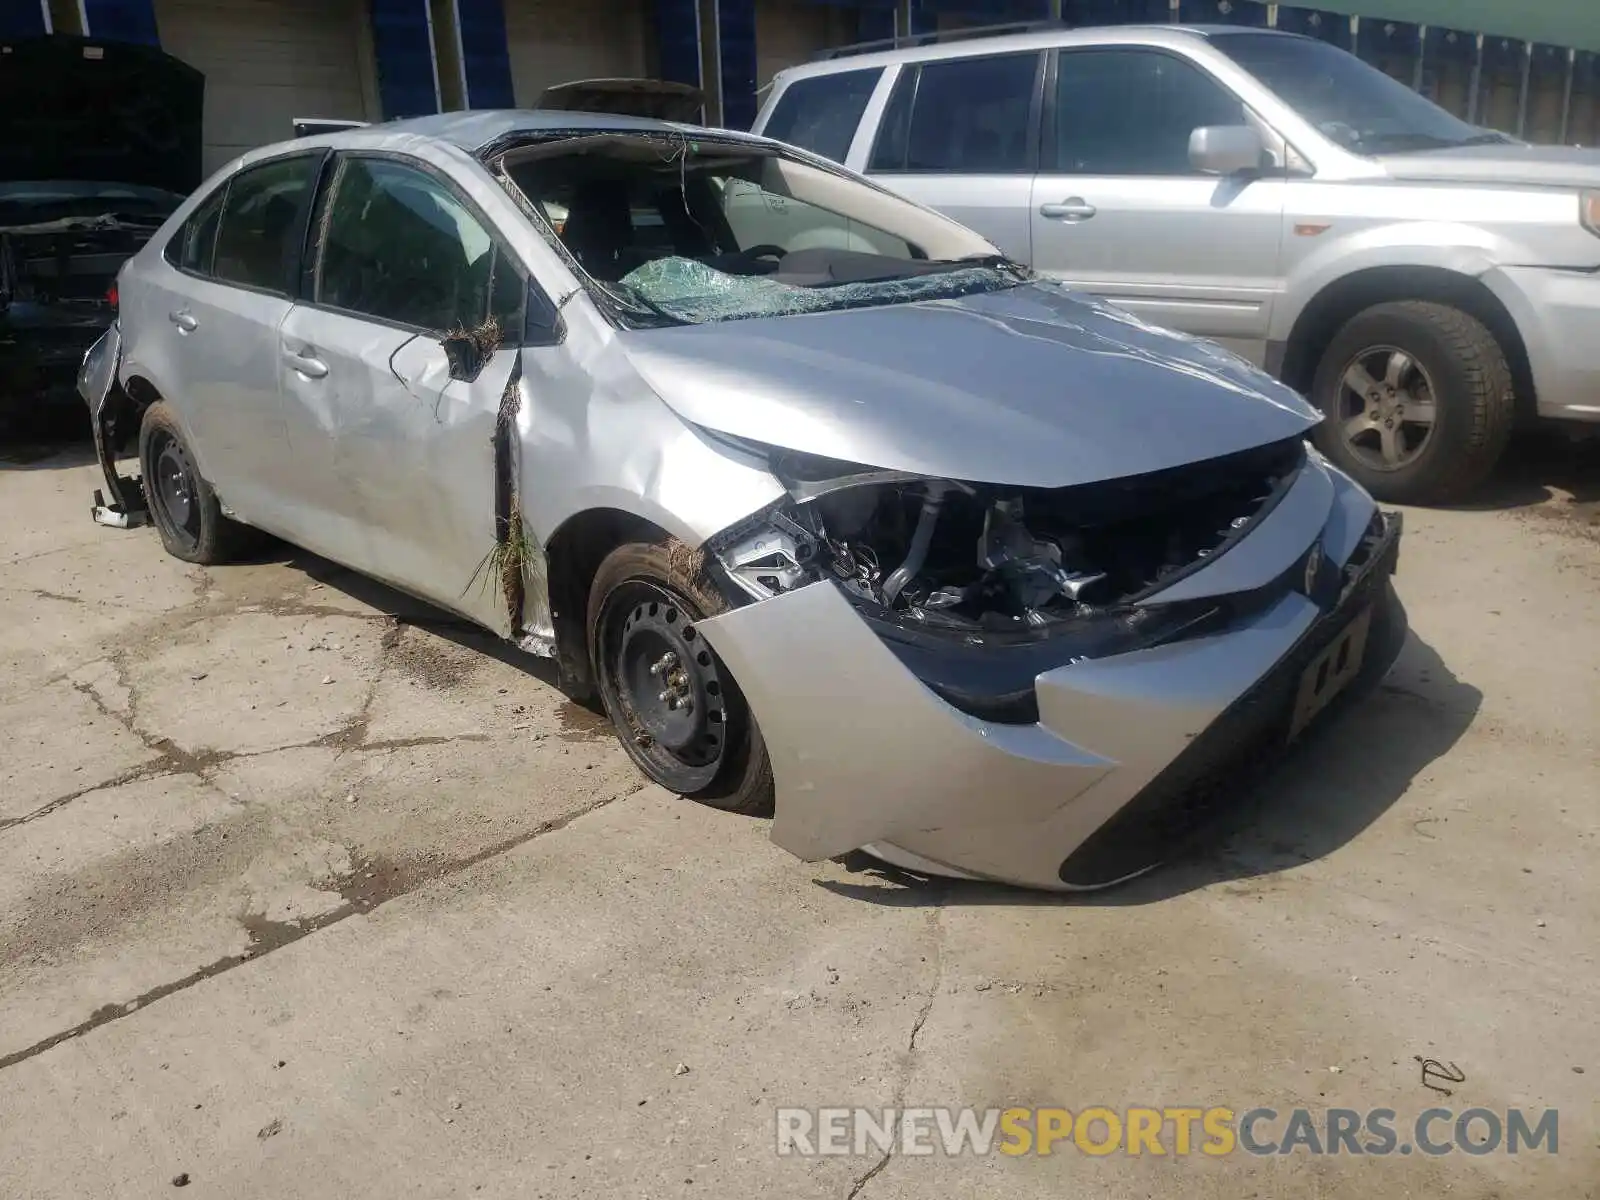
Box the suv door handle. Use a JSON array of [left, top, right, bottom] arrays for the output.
[[169, 310, 198, 333], [283, 349, 329, 379], [1039, 199, 1097, 222]]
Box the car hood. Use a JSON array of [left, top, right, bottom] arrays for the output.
[[0, 35, 204, 194], [1378, 143, 1600, 189], [620, 282, 1320, 488]]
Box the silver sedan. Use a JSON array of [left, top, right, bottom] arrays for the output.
[[81, 109, 1405, 890]]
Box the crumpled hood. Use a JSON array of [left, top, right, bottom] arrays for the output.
[[1379, 143, 1600, 189], [620, 282, 1320, 487]]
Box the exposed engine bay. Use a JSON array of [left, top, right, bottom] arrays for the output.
[[713, 437, 1306, 640]]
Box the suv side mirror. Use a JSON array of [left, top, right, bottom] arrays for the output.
[[1189, 125, 1266, 176]]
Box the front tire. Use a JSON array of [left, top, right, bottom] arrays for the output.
[[1308, 300, 1514, 505], [139, 401, 257, 564], [587, 541, 774, 815]]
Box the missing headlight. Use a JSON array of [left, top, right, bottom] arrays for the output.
[[710, 436, 1301, 639]]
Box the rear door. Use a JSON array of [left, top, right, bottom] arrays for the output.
[[276, 153, 531, 631], [862, 52, 1044, 268], [143, 152, 320, 522], [1029, 47, 1288, 362]]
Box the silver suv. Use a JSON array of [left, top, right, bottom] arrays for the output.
[[753, 25, 1600, 504]]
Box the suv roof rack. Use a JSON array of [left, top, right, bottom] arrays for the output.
[[810, 19, 1064, 61]]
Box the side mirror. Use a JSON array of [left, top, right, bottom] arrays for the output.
[[1189, 125, 1266, 176], [441, 327, 499, 382]]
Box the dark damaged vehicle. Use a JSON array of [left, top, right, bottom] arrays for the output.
[[1, 35, 201, 425], [80, 108, 1405, 890]]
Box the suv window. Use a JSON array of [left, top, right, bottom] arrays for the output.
[[212, 155, 319, 292], [315, 156, 525, 334], [1051, 49, 1248, 176], [166, 185, 226, 276], [763, 68, 881, 163], [870, 53, 1038, 174]]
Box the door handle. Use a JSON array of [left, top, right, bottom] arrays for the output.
[[1039, 199, 1097, 222], [283, 349, 329, 379], [169, 310, 198, 333]]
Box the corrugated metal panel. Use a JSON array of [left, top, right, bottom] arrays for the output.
[[1280, 2, 1600, 57], [505, 0, 647, 106], [756, 0, 833, 89], [454, 0, 515, 108], [719, 0, 757, 127], [655, 0, 701, 89], [83, 0, 159, 42], [1, 2, 49, 37], [371, 0, 440, 118], [155, 0, 372, 171]]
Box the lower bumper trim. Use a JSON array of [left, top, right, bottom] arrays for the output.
[[1057, 517, 1405, 889]]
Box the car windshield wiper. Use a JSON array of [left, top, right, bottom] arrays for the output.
[[1361, 130, 1513, 152]]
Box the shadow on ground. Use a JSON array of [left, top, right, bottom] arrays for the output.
[[282, 547, 578, 699], [819, 628, 1481, 908], [1448, 431, 1600, 514], [0, 407, 97, 469]]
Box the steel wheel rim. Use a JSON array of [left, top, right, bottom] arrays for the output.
[[601, 581, 726, 790], [1334, 344, 1439, 472], [150, 429, 201, 551]]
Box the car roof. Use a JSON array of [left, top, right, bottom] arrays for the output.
[[771, 23, 1305, 82], [288, 108, 753, 159]]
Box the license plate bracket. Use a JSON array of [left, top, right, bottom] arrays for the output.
[[1287, 607, 1372, 742]]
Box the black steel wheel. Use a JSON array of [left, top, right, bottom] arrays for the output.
[[148, 424, 202, 554], [138, 401, 258, 564], [588, 542, 774, 814]]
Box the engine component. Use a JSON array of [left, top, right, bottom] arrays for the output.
[[713, 437, 1303, 640], [882, 483, 954, 605], [722, 526, 813, 600]]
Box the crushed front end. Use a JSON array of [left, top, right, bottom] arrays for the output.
[[693, 438, 1405, 890]]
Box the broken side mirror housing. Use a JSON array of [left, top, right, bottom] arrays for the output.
[[1188, 125, 1266, 176], [441, 330, 496, 382]]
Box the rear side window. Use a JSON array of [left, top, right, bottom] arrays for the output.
[[762, 68, 882, 163], [870, 53, 1039, 174], [212, 155, 320, 293], [165, 185, 226, 275], [314, 156, 525, 334], [1051, 49, 1248, 175]]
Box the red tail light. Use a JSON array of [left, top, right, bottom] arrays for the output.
[[106, 283, 119, 309]]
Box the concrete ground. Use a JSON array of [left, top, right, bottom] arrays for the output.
[[0, 430, 1596, 1199]]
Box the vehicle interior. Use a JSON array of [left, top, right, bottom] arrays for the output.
[[499, 134, 996, 290]]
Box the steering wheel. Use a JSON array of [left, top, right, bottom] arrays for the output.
[[735, 243, 788, 265]]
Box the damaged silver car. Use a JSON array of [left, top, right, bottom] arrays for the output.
[[81, 107, 1405, 890]]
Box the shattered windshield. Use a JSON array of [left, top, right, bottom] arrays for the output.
[[617, 256, 1016, 324], [1212, 32, 1510, 155], [504, 136, 1018, 326]]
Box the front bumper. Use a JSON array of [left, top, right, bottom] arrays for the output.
[[696, 458, 1405, 891], [1489, 266, 1600, 424]]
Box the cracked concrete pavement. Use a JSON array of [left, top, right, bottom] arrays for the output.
[[1, 438, 1597, 1198]]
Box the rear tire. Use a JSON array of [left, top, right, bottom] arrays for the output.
[[588, 541, 774, 816], [138, 401, 258, 564], [1309, 300, 1514, 505]]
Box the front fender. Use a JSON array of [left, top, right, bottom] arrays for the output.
[[1273, 226, 1501, 343]]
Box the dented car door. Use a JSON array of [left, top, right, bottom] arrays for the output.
[[275, 153, 530, 630]]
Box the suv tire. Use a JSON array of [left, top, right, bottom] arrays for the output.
[[1309, 300, 1514, 505]]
